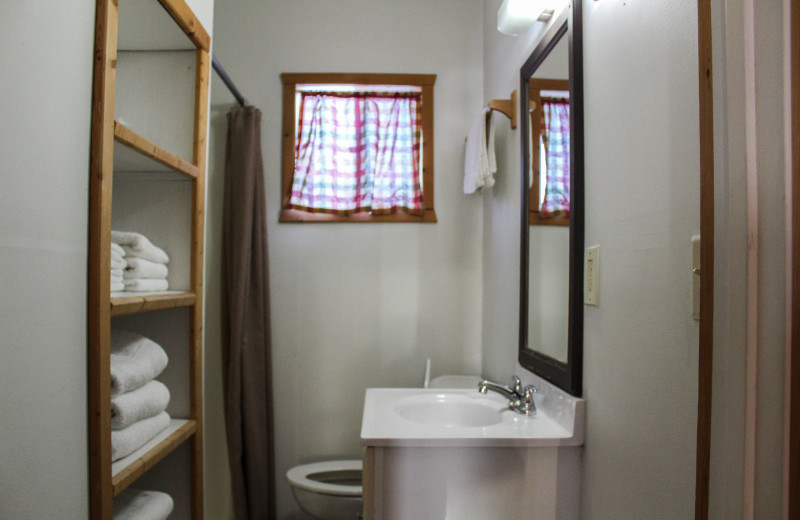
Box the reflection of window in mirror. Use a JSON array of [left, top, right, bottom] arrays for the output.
[[529, 78, 570, 226]]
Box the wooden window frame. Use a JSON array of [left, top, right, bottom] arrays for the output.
[[528, 77, 570, 227], [280, 73, 437, 223]]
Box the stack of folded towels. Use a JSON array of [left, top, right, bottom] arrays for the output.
[[111, 329, 171, 462], [113, 488, 173, 520], [111, 230, 170, 292], [110, 242, 126, 292]]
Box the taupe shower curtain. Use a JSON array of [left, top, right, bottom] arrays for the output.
[[222, 106, 276, 520]]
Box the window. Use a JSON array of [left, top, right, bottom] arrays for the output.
[[280, 73, 437, 223], [529, 78, 570, 226]]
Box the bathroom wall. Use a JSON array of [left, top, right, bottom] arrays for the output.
[[0, 1, 95, 517], [207, 1, 485, 517], [482, 1, 701, 518]]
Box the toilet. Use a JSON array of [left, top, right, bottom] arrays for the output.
[[286, 459, 363, 520], [285, 375, 482, 519]]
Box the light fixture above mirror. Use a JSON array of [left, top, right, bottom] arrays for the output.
[[497, 0, 566, 35]]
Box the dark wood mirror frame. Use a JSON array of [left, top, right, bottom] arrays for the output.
[[519, 2, 584, 397]]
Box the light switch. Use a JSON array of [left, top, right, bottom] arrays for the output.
[[692, 235, 701, 320], [584, 245, 600, 306]]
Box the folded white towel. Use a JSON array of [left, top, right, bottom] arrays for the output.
[[110, 330, 169, 396], [111, 281, 126, 292], [113, 489, 174, 520], [122, 278, 169, 292], [111, 267, 124, 279], [111, 252, 126, 270], [111, 411, 171, 461], [111, 242, 126, 258], [112, 230, 170, 265], [463, 110, 497, 194], [111, 380, 171, 430], [124, 257, 168, 280]]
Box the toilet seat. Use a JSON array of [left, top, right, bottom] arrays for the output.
[[286, 460, 362, 497]]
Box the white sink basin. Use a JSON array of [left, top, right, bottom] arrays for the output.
[[394, 394, 504, 428], [360, 388, 584, 448]]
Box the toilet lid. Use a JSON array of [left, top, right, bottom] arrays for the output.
[[286, 460, 363, 497]]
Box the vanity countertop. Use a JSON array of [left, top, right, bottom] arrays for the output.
[[360, 387, 584, 448]]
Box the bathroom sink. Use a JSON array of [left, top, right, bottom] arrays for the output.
[[393, 394, 503, 427], [361, 388, 584, 448]]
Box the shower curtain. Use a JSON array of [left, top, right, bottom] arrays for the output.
[[222, 106, 276, 520]]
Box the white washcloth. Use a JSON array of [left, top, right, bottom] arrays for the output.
[[112, 230, 170, 265], [110, 252, 126, 270], [124, 257, 168, 280], [111, 411, 171, 461], [110, 330, 169, 396], [111, 380, 171, 430], [111, 281, 125, 292], [111, 242, 126, 258], [113, 489, 174, 520], [122, 278, 169, 292], [463, 110, 497, 194]]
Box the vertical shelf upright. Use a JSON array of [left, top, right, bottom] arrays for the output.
[[88, 0, 209, 518]]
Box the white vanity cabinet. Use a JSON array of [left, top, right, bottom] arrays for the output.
[[363, 445, 582, 520], [360, 386, 585, 520]]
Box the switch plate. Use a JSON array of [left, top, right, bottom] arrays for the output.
[[584, 245, 600, 306], [692, 235, 700, 320]]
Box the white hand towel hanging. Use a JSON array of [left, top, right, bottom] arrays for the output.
[[463, 109, 497, 194]]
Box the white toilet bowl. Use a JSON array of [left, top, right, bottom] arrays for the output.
[[286, 459, 363, 520]]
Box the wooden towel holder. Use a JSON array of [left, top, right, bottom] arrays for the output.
[[488, 89, 518, 129]]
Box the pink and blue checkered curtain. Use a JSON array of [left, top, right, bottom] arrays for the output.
[[291, 91, 423, 215], [541, 98, 570, 217]]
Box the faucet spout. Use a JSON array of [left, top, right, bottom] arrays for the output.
[[478, 380, 516, 400], [477, 376, 537, 416]]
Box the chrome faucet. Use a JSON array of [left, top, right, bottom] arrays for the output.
[[478, 375, 537, 416]]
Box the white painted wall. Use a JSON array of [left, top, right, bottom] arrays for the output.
[[207, 1, 485, 517], [0, 1, 95, 518], [482, 1, 700, 518]]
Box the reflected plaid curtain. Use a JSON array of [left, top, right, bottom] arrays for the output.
[[541, 98, 570, 217], [290, 91, 423, 215]]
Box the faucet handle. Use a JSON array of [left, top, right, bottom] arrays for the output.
[[523, 385, 537, 401], [521, 385, 538, 415], [511, 375, 522, 395]]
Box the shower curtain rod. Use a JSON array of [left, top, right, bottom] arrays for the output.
[[212, 54, 247, 107]]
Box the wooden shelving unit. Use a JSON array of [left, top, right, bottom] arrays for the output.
[[88, 0, 209, 518]]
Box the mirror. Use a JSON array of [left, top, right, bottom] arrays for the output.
[[519, 3, 584, 396]]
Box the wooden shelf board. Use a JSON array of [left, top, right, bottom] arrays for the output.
[[111, 418, 196, 497], [110, 291, 196, 316], [114, 121, 198, 179]]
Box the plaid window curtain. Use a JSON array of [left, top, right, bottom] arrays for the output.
[[541, 98, 570, 217], [291, 91, 423, 215]]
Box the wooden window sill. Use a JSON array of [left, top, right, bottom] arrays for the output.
[[279, 208, 437, 223]]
